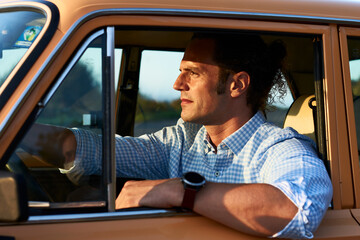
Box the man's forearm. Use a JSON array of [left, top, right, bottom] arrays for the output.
[[117, 179, 297, 237], [193, 182, 297, 237]]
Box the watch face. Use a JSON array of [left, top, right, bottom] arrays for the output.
[[183, 172, 205, 187]]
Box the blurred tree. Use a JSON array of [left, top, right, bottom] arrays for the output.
[[37, 60, 101, 127], [135, 94, 181, 123]]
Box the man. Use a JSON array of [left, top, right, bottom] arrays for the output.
[[61, 33, 332, 239]]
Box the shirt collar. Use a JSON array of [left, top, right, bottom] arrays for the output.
[[224, 111, 266, 155], [202, 111, 266, 155], [203, 133, 214, 154]]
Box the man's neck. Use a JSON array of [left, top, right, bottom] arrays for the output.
[[204, 113, 253, 148]]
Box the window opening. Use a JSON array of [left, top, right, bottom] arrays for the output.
[[348, 37, 360, 158], [5, 30, 108, 208], [135, 50, 183, 136]]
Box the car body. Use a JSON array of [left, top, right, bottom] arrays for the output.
[[1, 0, 360, 239]]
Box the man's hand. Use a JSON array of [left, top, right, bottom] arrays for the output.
[[60, 130, 77, 169], [115, 178, 184, 209]]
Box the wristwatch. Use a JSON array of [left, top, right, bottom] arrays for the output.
[[181, 172, 206, 210]]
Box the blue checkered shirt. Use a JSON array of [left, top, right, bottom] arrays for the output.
[[69, 112, 332, 239]]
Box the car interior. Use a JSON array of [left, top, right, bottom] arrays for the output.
[[1, 27, 327, 213]]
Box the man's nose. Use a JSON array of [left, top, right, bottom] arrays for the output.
[[173, 73, 188, 91]]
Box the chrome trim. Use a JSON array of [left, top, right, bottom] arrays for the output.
[[29, 201, 50, 208], [105, 26, 116, 212], [69, 8, 360, 26], [29, 201, 106, 208], [27, 208, 181, 223], [107, 27, 115, 58]]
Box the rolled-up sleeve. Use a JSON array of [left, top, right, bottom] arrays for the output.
[[264, 138, 333, 239], [68, 128, 103, 174]]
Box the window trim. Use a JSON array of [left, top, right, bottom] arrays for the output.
[[338, 27, 360, 208], [26, 208, 178, 224], [103, 26, 116, 212], [28, 29, 110, 210]]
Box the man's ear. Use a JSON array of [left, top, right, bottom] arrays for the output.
[[230, 71, 250, 98]]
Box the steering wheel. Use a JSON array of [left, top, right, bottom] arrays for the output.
[[6, 152, 52, 202]]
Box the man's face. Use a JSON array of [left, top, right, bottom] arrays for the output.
[[173, 38, 230, 125]]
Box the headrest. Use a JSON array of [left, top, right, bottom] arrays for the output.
[[283, 94, 316, 143]]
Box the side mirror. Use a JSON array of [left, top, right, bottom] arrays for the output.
[[0, 171, 28, 222]]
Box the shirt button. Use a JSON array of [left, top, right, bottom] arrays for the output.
[[215, 171, 220, 177]]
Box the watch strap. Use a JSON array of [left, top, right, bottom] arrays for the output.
[[181, 187, 198, 210]]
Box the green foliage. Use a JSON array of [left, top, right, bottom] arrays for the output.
[[352, 80, 360, 98], [135, 94, 181, 123], [37, 61, 101, 127]]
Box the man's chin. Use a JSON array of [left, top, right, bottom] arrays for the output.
[[181, 113, 202, 124], [180, 113, 193, 123]]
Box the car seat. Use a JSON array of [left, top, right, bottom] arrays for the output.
[[283, 94, 317, 144]]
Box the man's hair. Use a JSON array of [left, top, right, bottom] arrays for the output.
[[192, 33, 287, 114]]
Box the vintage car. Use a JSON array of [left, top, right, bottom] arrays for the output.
[[1, 0, 360, 239]]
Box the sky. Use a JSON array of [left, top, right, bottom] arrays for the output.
[[139, 50, 182, 102], [350, 59, 360, 81]]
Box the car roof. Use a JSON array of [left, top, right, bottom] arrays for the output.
[[46, 0, 360, 20], [4, 0, 360, 33]]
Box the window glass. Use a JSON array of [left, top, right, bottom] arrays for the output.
[[134, 50, 182, 136], [6, 33, 108, 204], [114, 48, 123, 91], [0, 10, 46, 87], [348, 37, 360, 157]]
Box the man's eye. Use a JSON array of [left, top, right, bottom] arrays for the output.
[[190, 71, 198, 76]]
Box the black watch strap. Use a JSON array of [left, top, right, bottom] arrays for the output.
[[181, 187, 198, 210]]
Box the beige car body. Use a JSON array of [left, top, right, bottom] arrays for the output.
[[1, 0, 360, 239]]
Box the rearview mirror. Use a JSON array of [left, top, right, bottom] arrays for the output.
[[0, 171, 28, 222]]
